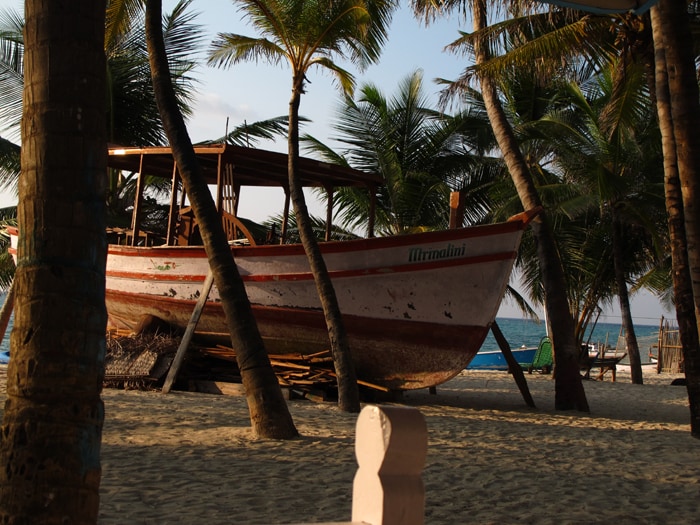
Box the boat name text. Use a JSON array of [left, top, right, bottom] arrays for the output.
[[408, 243, 466, 263]]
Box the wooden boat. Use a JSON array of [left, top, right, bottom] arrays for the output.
[[10, 144, 537, 390]]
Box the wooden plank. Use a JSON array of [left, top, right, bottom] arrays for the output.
[[269, 359, 312, 370], [268, 353, 307, 361], [326, 370, 391, 392], [306, 350, 332, 359]]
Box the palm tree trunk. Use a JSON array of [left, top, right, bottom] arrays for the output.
[[656, 0, 700, 329], [288, 74, 360, 413], [0, 1, 107, 520], [651, 3, 700, 437], [145, 0, 297, 439], [611, 209, 643, 384], [473, 0, 588, 411]]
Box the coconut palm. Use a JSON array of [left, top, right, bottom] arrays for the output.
[[444, 0, 700, 396], [2, 0, 290, 238], [202, 115, 291, 146], [650, 0, 700, 438], [0, 138, 19, 197], [207, 0, 397, 412], [411, 0, 589, 410], [485, 56, 663, 366], [0, 1, 107, 520], [0, 8, 22, 294], [534, 63, 666, 383], [452, 59, 603, 339], [302, 69, 498, 236], [145, 0, 298, 439]]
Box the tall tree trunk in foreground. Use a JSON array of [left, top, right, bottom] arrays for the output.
[[146, 0, 297, 439], [651, 3, 700, 438], [288, 74, 361, 413], [657, 0, 700, 329], [0, 1, 107, 521], [473, 0, 588, 411]]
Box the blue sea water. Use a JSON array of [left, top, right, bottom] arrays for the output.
[[481, 317, 661, 356]]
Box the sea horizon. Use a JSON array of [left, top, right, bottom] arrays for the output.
[[481, 316, 663, 354]]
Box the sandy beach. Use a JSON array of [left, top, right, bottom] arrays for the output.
[[0, 367, 697, 524]]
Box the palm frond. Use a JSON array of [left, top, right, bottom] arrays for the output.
[[0, 5, 24, 141], [208, 33, 287, 68], [0, 136, 19, 194], [199, 115, 293, 146]]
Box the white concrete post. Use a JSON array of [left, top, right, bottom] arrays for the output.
[[351, 405, 428, 525]]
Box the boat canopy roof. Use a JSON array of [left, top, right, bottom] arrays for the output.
[[108, 143, 382, 189]]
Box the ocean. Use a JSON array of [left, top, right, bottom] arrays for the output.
[[481, 316, 662, 356]]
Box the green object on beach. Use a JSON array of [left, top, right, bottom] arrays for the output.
[[523, 336, 553, 374]]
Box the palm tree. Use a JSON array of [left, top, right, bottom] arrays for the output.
[[208, 0, 397, 412], [452, 60, 610, 343], [0, 0, 203, 155], [535, 65, 665, 384], [650, 0, 700, 438], [0, 2, 205, 354], [145, 0, 298, 438], [462, 0, 700, 428], [412, 0, 589, 410], [490, 0, 700, 436], [0, 1, 107, 521], [203, 115, 291, 146], [303, 69, 497, 235]]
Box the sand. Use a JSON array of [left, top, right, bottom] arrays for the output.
[[0, 367, 697, 524]]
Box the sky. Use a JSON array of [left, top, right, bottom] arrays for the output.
[[0, 0, 674, 324]]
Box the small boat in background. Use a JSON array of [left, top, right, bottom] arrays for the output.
[[468, 345, 537, 371], [615, 358, 659, 373]]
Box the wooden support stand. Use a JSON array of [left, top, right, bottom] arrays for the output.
[[162, 269, 215, 394], [491, 322, 536, 408]]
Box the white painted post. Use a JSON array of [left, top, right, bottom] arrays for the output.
[[351, 405, 428, 525]]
